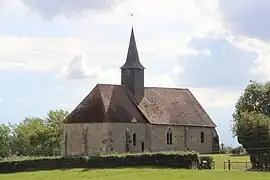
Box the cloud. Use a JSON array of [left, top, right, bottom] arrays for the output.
[[219, 0, 270, 41], [0, 97, 3, 103], [227, 36, 270, 81], [176, 37, 259, 88], [0, 35, 126, 71], [60, 54, 95, 79], [0, 0, 7, 7], [21, 0, 124, 18], [190, 87, 241, 108]]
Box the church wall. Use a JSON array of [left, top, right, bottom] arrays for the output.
[[62, 123, 215, 157], [185, 126, 214, 153], [149, 125, 214, 154], [63, 123, 151, 156], [63, 123, 109, 156]]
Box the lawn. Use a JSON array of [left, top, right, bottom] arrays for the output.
[[0, 154, 264, 180], [0, 168, 270, 180], [204, 154, 251, 170]]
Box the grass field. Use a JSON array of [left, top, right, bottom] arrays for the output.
[[205, 154, 251, 170], [0, 168, 270, 180], [0, 154, 268, 180]]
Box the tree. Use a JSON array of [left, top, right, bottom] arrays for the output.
[[11, 117, 48, 156], [232, 82, 270, 147], [0, 124, 11, 158], [232, 81, 270, 168], [45, 109, 69, 155], [10, 109, 69, 156]]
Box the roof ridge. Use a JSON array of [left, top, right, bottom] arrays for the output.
[[145, 86, 189, 90], [97, 83, 122, 86]]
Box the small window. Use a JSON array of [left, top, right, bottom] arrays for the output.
[[201, 132, 205, 143], [132, 133, 136, 146], [166, 128, 173, 145], [167, 132, 170, 145], [169, 133, 172, 144]]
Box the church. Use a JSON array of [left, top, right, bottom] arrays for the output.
[[62, 28, 219, 156]]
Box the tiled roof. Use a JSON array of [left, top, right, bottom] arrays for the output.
[[65, 84, 216, 127]]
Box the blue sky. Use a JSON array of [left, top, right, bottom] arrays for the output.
[[0, 0, 270, 147]]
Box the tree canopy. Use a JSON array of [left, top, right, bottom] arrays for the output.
[[0, 109, 69, 159], [232, 81, 270, 153]]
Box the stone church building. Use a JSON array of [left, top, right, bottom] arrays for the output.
[[62, 28, 219, 156]]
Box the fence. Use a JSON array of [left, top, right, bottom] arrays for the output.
[[224, 160, 252, 171]]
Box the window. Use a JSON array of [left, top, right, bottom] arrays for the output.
[[166, 128, 173, 145], [132, 133, 136, 146], [125, 69, 131, 75], [200, 132, 205, 143]]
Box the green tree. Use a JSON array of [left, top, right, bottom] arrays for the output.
[[0, 124, 11, 158], [45, 109, 69, 155], [11, 117, 48, 156], [7, 109, 69, 157], [232, 81, 270, 150], [232, 81, 270, 168]]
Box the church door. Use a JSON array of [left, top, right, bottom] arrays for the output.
[[141, 142, 145, 152]]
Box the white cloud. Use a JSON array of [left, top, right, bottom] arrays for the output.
[[190, 87, 241, 108], [21, 0, 124, 18], [60, 54, 95, 79], [227, 35, 270, 81], [219, 0, 270, 41], [0, 97, 3, 103], [0, 0, 224, 73]]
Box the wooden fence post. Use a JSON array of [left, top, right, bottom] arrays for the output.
[[228, 160, 231, 171]]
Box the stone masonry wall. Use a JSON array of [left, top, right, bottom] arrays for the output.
[[62, 123, 215, 156]]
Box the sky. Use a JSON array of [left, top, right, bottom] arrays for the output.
[[0, 0, 270, 147]]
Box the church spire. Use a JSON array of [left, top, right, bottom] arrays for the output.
[[121, 27, 145, 102], [121, 27, 145, 69]]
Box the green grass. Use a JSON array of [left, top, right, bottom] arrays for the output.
[[203, 154, 251, 170], [0, 168, 270, 180], [0, 154, 265, 180]]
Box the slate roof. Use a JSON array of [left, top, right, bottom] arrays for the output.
[[65, 84, 216, 127]]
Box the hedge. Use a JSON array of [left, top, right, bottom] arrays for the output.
[[0, 151, 199, 173]]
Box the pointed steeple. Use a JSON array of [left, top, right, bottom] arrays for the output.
[[121, 27, 145, 69], [121, 27, 145, 102]]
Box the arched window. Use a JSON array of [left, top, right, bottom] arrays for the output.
[[166, 128, 173, 145], [132, 133, 136, 146]]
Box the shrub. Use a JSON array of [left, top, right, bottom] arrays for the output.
[[0, 151, 199, 173]]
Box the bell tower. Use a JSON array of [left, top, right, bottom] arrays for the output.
[[121, 27, 145, 101]]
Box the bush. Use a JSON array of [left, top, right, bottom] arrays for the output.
[[199, 156, 214, 169], [0, 151, 199, 173]]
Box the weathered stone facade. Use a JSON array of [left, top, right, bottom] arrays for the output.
[[62, 123, 216, 156]]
